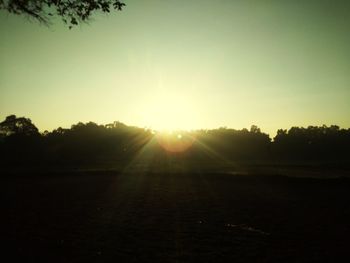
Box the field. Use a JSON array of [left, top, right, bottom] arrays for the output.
[[2, 164, 350, 262]]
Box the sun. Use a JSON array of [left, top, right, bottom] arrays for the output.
[[156, 131, 195, 153], [140, 92, 199, 132]]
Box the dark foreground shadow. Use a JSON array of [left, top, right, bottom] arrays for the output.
[[2, 167, 350, 262]]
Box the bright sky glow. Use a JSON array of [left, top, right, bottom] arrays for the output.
[[1, 0, 350, 136]]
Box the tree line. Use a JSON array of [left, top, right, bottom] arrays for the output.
[[0, 115, 349, 167]]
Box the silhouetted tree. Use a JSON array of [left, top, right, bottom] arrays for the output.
[[0, 115, 39, 137], [193, 126, 271, 162], [250, 125, 261, 134], [1, 114, 349, 169], [0, 115, 42, 165], [0, 0, 125, 28], [273, 125, 350, 163]]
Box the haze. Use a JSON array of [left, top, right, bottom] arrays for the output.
[[1, 0, 350, 135]]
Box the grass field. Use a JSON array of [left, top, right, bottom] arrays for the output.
[[2, 164, 350, 262]]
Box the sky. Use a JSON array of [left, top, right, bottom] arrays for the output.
[[1, 0, 350, 136]]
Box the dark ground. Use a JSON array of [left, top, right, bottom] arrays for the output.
[[1, 164, 350, 262]]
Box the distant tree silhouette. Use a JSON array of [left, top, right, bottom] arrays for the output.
[[0, 115, 41, 165], [195, 126, 271, 161], [0, 0, 125, 28], [0, 115, 39, 137], [38, 120, 153, 165], [250, 125, 261, 134], [0, 114, 349, 169], [273, 125, 350, 163]]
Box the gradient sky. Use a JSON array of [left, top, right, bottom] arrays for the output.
[[1, 0, 350, 136]]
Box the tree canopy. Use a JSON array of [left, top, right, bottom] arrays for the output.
[[0, 0, 126, 28], [0, 115, 39, 137], [1, 114, 349, 169]]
